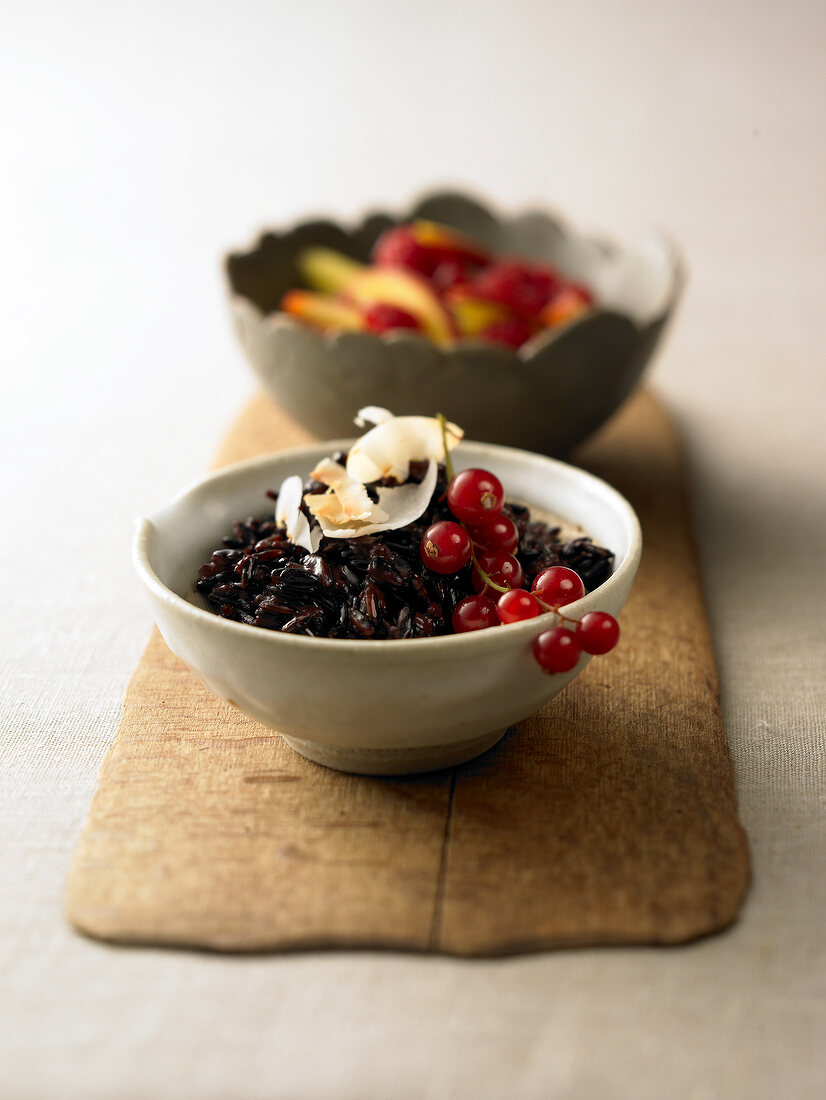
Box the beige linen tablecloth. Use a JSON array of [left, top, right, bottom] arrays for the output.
[[2, 2, 824, 1097]]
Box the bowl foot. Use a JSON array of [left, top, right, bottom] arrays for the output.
[[281, 727, 510, 776]]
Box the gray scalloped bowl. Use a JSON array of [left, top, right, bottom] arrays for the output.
[[225, 191, 684, 456]]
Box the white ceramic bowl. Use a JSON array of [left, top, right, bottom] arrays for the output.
[[134, 442, 641, 775]]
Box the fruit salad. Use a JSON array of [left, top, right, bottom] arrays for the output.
[[280, 221, 595, 350]]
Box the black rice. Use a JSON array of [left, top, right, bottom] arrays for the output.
[[195, 461, 614, 639]]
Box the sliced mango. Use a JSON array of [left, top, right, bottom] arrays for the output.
[[444, 289, 512, 337], [281, 290, 365, 333], [297, 247, 365, 294], [541, 288, 591, 328], [342, 268, 455, 347]]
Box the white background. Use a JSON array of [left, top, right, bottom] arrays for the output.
[[2, 2, 825, 1097]]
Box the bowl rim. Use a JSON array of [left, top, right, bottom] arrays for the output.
[[231, 296, 666, 359], [224, 188, 686, 351], [135, 438, 642, 656]]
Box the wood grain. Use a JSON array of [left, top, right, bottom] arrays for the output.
[[66, 390, 749, 954]]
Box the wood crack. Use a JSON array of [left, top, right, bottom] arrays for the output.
[[428, 768, 458, 950]]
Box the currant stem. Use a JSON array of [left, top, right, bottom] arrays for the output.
[[437, 421, 513, 595], [470, 547, 511, 593], [533, 593, 579, 625], [437, 412, 455, 482]]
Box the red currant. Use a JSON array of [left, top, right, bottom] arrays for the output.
[[497, 589, 542, 624], [420, 521, 472, 574], [534, 627, 582, 674], [364, 303, 421, 334], [466, 514, 519, 554], [531, 566, 585, 607], [452, 594, 499, 633], [447, 468, 504, 525], [577, 611, 620, 655], [472, 551, 524, 596]]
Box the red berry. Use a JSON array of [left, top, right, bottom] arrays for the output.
[[372, 225, 438, 276], [420, 521, 472, 574], [497, 589, 542, 624], [473, 260, 559, 317], [364, 303, 421, 334], [472, 551, 525, 596], [467, 514, 519, 554], [531, 566, 585, 607], [577, 611, 620, 655], [447, 468, 504, 525], [480, 316, 534, 349], [431, 257, 477, 293], [452, 594, 499, 633], [534, 627, 582, 674]]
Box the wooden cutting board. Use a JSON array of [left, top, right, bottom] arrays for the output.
[[66, 389, 749, 954]]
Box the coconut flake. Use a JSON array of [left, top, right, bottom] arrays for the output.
[[307, 457, 387, 524], [293, 513, 322, 553], [354, 405, 394, 428], [274, 474, 321, 553], [275, 475, 302, 528], [346, 416, 463, 484], [311, 460, 438, 539]]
